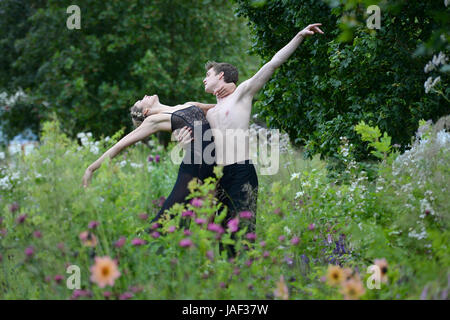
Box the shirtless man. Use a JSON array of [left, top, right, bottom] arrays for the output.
[[202, 24, 324, 247]]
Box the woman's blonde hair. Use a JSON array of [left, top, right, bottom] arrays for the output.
[[130, 104, 146, 127]]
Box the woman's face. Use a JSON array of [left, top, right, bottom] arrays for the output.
[[135, 94, 159, 116]]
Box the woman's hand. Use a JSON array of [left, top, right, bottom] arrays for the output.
[[82, 167, 94, 188], [174, 126, 193, 149], [214, 82, 237, 98]]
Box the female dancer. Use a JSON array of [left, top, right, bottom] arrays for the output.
[[82, 86, 234, 225]]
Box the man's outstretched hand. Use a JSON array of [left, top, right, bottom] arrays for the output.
[[298, 23, 324, 38]]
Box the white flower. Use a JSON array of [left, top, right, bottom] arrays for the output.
[[104, 136, 110, 142], [295, 191, 304, 199], [290, 172, 300, 181], [77, 132, 85, 139], [424, 61, 435, 73], [424, 76, 433, 94], [90, 145, 99, 155], [130, 163, 143, 169], [119, 160, 127, 167], [43, 158, 51, 164], [86, 132, 92, 138], [284, 226, 292, 235]]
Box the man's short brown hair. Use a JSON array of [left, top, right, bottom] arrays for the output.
[[205, 61, 239, 84]]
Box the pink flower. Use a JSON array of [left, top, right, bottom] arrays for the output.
[[167, 226, 176, 233], [16, 214, 27, 224], [88, 221, 99, 229], [9, 202, 19, 213], [25, 246, 34, 258], [195, 218, 206, 225], [190, 198, 203, 208], [260, 241, 266, 247], [119, 292, 133, 300], [183, 230, 192, 236], [239, 211, 253, 219], [206, 250, 214, 261], [155, 155, 160, 163], [151, 222, 161, 230], [131, 238, 146, 246], [278, 235, 286, 242], [114, 236, 126, 248], [291, 236, 300, 245], [245, 259, 253, 267], [273, 208, 281, 215], [138, 213, 148, 220], [158, 196, 166, 207], [182, 210, 194, 217], [220, 282, 226, 288], [263, 251, 270, 258], [33, 230, 42, 238], [103, 291, 112, 299], [54, 275, 64, 284], [227, 218, 239, 233], [246, 233, 256, 240], [151, 231, 160, 239], [207, 223, 224, 234], [72, 290, 92, 300], [179, 238, 193, 248], [308, 223, 315, 231]]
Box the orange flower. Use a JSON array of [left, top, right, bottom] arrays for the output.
[[273, 275, 289, 300], [327, 265, 345, 286], [340, 276, 366, 300], [79, 231, 97, 247], [90, 256, 121, 288], [374, 258, 388, 283]]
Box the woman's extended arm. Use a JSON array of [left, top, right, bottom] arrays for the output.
[[82, 114, 171, 188]]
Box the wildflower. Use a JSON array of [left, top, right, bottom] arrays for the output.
[[207, 223, 224, 234], [327, 265, 345, 286], [278, 235, 285, 242], [179, 238, 193, 248], [262, 251, 270, 258], [290, 236, 300, 245], [57, 242, 64, 251], [374, 258, 388, 283], [72, 290, 92, 300], [260, 241, 266, 247], [183, 230, 192, 236], [33, 230, 42, 238], [308, 223, 315, 231], [114, 236, 126, 248], [246, 233, 256, 241], [138, 213, 148, 220], [131, 238, 146, 246], [273, 275, 289, 300], [147, 155, 154, 162], [54, 275, 64, 284], [79, 231, 98, 247], [290, 172, 300, 181], [151, 231, 160, 239], [295, 191, 304, 199], [151, 222, 161, 230], [119, 292, 133, 300], [9, 202, 19, 213], [206, 250, 214, 261], [219, 282, 226, 288], [16, 214, 27, 224], [88, 221, 99, 229], [90, 256, 121, 288], [195, 218, 206, 225], [227, 218, 239, 233], [182, 210, 194, 217], [245, 259, 253, 267], [167, 226, 176, 233], [25, 246, 34, 258], [103, 291, 112, 299], [154, 155, 160, 163], [239, 211, 253, 219], [190, 198, 203, 208], [273, 208, 281, 215], [340, 277, 366, 300]]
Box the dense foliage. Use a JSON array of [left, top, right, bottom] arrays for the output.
[[0, 0, 258, 144], [235, 0, 449, 160]]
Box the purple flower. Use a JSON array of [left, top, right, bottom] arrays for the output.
[[88, 221, 99, 229], [155, 155, 160, 163], [195, 218, 206, 225], [278, 235, 286, 242], [33, 230, 42, 238], [246, 233, 256, 240], [54, 275, 64, 284], [9, 202, 19, 213], [291, 236, 300, 245], [16, 214, 27, 224], [72, 290, 92, 300], [103, 291, 112, 299], [219, 282, 226, 288], [147, 156, 154, 162], [183, 229, 192, 236], [190, 198, 203, 208], [308, 223, 315, 231], [179, 238, 193, 248], [167, 226, 176, 233], [260, 241, 266, 247], [327, 234, 333, 244], [227, 218, 239, 233], [207, 223, 224, 234], [131, 238, 146, 246], [138, 213, 149, 220], [114, 236, 126, 248], [245, 259, 253, 267], [182, 210, 194, 218], [273, 208, 281, 215], [158, 196, 166, 207], [263, 251, 270, 258], [25, 246, 34, 258], [206, 250, 214, 261], [239, 211, 253, 219], [119, 292, 133, 300], [151, 222, 161, 230], [151, 231, 160, 239]]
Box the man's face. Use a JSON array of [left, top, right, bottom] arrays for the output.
[[203, 68, 223, 94]]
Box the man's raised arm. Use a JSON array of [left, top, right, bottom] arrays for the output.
[[238, 23, 324, 98]]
